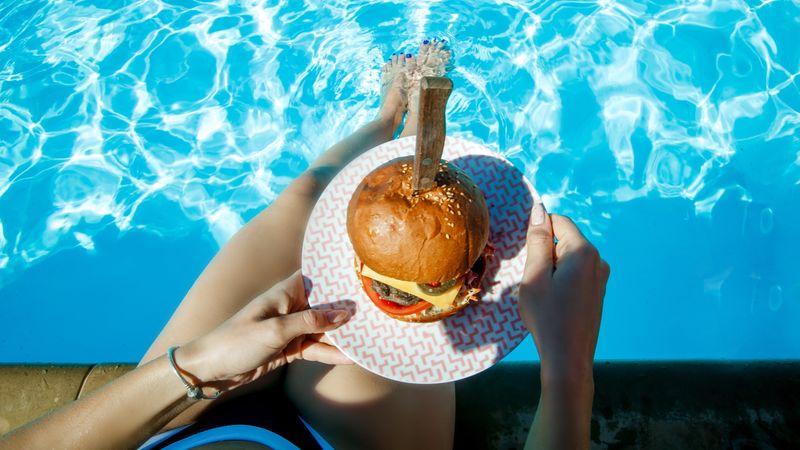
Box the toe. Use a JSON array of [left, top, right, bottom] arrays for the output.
[[419, 39, 429, 57], [425, 39, 436, 60], [406, 54, 417, 73]]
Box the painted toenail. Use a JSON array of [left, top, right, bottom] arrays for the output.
[[406, 53, 412, 58], [423, 39, 429, 44]]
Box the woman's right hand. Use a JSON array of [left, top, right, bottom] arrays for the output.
[[518, 202, 610, 384], [177, 271, 353, 394]]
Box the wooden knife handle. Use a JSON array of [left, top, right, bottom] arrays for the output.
[[412, 76, 453, 194]]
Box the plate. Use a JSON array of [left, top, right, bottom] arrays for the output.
[[301, 136, 537, 384]]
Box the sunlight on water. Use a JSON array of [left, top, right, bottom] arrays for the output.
[[1, 0, 799, 334]]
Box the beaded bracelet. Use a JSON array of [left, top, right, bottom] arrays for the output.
[[167, 346, 221, 400]]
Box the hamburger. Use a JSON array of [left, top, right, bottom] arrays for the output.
[[346, 155, 492, 323]]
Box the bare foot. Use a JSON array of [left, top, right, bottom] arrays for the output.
[[400, 39, 452, 138], [400, 51, 419, 138], [379, 53, 409, 135]]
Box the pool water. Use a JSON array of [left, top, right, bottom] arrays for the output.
[[1, 0, 799, 363]]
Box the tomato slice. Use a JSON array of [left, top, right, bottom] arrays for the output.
[[359, 274, 432, 316]]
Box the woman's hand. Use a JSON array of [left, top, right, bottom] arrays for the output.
[[519, 203, 609, 383], [519, 202, 609, 450], [176, 270, 353, 393], [0, 271, 352, 450]]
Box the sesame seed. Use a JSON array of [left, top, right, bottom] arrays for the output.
[[457, 211, 462, 215], [445, 234, 450, 239]]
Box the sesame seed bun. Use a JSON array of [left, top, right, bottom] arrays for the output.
[[346, 156, 490, 283]]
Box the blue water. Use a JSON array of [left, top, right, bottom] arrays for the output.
[[1, 0, 799, 364]]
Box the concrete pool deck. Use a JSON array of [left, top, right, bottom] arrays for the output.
[[1, 361, 798, 448]]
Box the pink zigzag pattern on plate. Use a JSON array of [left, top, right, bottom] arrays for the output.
[[302, 136, 538, 384]]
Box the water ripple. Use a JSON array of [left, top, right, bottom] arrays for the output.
[[0, 0, 799, 287]]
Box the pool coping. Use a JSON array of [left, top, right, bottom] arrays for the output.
[[2, 361, 798, 448]]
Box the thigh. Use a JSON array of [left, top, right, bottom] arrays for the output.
[[138, 173, 323, 428], [285, 362, 455, 450], [140, 116, 393, 368], [140, 173, 322, 362]]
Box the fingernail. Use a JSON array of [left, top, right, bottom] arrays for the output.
[[423, 39, 429, 44], [406, 53, 412, 58], [326, 310, 349, 324], [532, 200, 546, 225]]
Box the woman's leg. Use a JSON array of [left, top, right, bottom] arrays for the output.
[[140, 55, 455, 450], [286, 362, 455, 450], [139, 57, 406, 429], [284, 48, 455, 450]]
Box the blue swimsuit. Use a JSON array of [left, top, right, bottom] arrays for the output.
[[137, 389, 334, 450]]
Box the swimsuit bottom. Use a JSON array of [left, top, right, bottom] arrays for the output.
[[138, 386, 334, 450]]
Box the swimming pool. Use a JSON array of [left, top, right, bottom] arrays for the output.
[[1, 0, 798, 364]]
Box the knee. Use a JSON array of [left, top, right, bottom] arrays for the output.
[[281, 172, 321, 203], [286, 361, 454, 406], [284, 362, 455, 450]]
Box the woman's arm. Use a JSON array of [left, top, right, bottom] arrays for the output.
[[527, 363, 595, 449], [1, 272, 352, 450], [3, 350, 199, 449], [519, 204, 610, 450]]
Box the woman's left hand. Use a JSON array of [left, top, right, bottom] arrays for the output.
[[176, 270, 353, 393]]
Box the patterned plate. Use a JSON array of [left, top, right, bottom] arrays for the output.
[[301, 136, 537, 384]]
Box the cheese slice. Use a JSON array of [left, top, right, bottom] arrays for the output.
[[360, 264, 464, 309]]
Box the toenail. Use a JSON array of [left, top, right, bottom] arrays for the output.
[[423, 39, 429, 44], [406, 53, 412, 58]]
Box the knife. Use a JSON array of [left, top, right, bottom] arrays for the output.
[[412, 76, 453, 194]]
